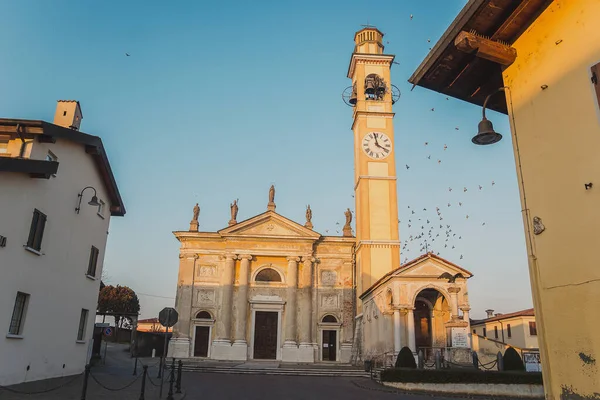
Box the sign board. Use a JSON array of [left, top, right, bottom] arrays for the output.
[[451, 327, 469, 348], [104, 327, 113, 336], [159, 307, 178, 328], [524, 352, 542, 372], [95, 323, 110, 328]]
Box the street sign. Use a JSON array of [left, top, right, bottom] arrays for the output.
[[158, 307, 178, 328], [104, 327, 113, 336]]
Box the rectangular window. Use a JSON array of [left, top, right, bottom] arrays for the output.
[[483, 327, 487, 337], [529, 321, 537, 336], [472, 329, 476, 334], [97, 200, 105, 218], [494, 326, 498, 339], [87, 246, 99, 277], [507, 324, 512, 338], [9, 292, 29, 335], [27, 209, 47, 251], [77, 309, 89, 341]]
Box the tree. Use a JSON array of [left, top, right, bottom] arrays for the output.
[[97, 285, 140, 329], [395, 346, 417, 368]]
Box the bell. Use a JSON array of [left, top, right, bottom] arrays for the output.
[[365, 78, 375, 95], [472, 118, 502, 145], [349, 91, 357, 105]]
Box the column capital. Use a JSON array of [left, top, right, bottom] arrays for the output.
[[238, 254, 253, 261], [459, 306, 471, 311], [302, 255, 315, 263], [221, 253, 238, 261], [447, 286, 461, 294], [286, 256, 301, 263]]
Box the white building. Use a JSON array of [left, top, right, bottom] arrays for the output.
[[0, 101, 125, 386], [471, 308, 538, 350]]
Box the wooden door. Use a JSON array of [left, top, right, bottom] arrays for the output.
[[253, 311, 278, 359], [322, 330, 337, 361], [194, 326, 210, 357]]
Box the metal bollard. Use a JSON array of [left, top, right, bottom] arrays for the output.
[[167, 359, 176, 400], [497, 351, 504, 371], [472, 351, 479, 370], [176, 360, 182, 394], [139, 365, 148, 400], [417, 350, 424, 369], [434, 351, 441, 370], [133, 357, 138, 376], [80, 364, 91, 400]]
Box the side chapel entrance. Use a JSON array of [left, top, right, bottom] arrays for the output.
[[322, 330, 337, 361], [253, 311, 278, 360]]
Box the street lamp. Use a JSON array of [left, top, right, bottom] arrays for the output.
[[76, 186, 100, 214], [472, 87, 507, 145]]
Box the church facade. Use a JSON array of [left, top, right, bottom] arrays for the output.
[[169, 27, 473, 364]]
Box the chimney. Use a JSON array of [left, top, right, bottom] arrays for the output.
[[53, 100, 83, 130], [485, 309, 494, 318]]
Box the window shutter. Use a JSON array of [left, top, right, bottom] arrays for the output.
[[592, 62, 600, 108], [27, 211, 39, 248], [35, 213, 47, 250]]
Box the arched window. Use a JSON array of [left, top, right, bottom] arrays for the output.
[[255, 268, 282, 282], [195, 311, 212, 320], [322, 315, 338, 323]]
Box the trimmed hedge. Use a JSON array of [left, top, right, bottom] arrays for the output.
[[381, 368, 543, 385], [503, 347, 525, 371], [395, 346, 417, 368]]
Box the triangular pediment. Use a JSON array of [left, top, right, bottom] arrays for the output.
[[218, 211, 321, 240], [395, 254, 473, 278]]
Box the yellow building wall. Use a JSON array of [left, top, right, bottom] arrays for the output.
[[502, 1, 600, 397]]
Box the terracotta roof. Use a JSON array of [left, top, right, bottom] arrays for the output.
[[360, 252, 473, 299], [138, 318, 160, 324], [471, 308, 535, 325]]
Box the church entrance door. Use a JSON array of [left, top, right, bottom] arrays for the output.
[[253, 311, 278, 360], [193, 326, 210, 357], [322, 330, 337, 361]]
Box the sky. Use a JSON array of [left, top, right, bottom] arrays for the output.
[[0, 0, 532, 319]]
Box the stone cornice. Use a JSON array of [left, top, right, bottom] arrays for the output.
[[355, 240, 401, 252], [347, 53, 395, 78]]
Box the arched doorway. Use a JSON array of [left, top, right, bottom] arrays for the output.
[[414, 300, 432, 349], [412, 288, 451, 356]]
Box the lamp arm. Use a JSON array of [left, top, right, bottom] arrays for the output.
[[482, 86, 508, 120], [76, 186, 98, 214]]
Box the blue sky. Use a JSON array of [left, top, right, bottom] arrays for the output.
[[0, 0, 532, 319]]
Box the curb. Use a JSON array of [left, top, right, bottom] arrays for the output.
[[350, 378, 543, 400]]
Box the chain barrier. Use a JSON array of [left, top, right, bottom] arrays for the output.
[[146, 366, 171, 387], [423, 361, 436, 368], [478, 359, 498, 370], [0, 372, 82, 395], [139, 358, 162, 369], [89, 370, 142, 392]]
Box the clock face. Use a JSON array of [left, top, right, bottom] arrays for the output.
[[362, 132, 392, 159]]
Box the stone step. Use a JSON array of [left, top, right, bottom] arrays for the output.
[[178, 365, 370, 377]]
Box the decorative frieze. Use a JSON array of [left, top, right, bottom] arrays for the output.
[[197, 289, 215, 305], [321, 293, 339, 309], [321, 270, 337, 286]]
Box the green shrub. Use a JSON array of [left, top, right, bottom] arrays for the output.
[[395, 346, 417, 368], [380, 368, 542, 385], [503, 347, 525, 371]]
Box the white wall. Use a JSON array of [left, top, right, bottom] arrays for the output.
[[0, 137, 113, 385], [471, 316, 538, 350]]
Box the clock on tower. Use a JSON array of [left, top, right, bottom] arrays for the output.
[[343, 27, 401, 312]]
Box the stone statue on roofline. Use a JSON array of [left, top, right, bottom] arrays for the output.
[[229, 199, 238, 226]]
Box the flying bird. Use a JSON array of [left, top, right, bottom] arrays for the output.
[[443, 144, 447, 150], [492, 180, 495, 186], [406, 164, 410, 170], [464, 187, 468, 192], [438, 160, 441, 164], [431, 108, 435, 112], [466, 215, 469, 219], [459, 202, 462, 206], [427, 155, 431, 159], [125, 53, 131, 56], [455, 127, 460, 130], [479, 185, 483, 190], [449, 187, 452, 192], [424, 142, 428, 146], [460, 255, 463, 259], [410, 14, 413, 20]]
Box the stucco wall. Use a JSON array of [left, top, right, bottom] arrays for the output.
[[472, 316, 538, 350], [501, 1, 600, 397], [0, 138, 112, 385]]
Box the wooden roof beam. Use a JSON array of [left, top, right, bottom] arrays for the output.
[[454, 30, 517, 66]]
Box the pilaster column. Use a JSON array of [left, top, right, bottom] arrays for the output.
[[448, 286, 461, 320], [393, 309, 402, 352], [406, 308, 416, 352], [234, 255, 252, 345], [216, 254, 236, 342], [299, 256, 313, 346], [311, 259, 319, 349], [284, 256, 300, 346]]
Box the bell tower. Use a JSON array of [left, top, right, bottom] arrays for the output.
[[346, 27, 400, 311]]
